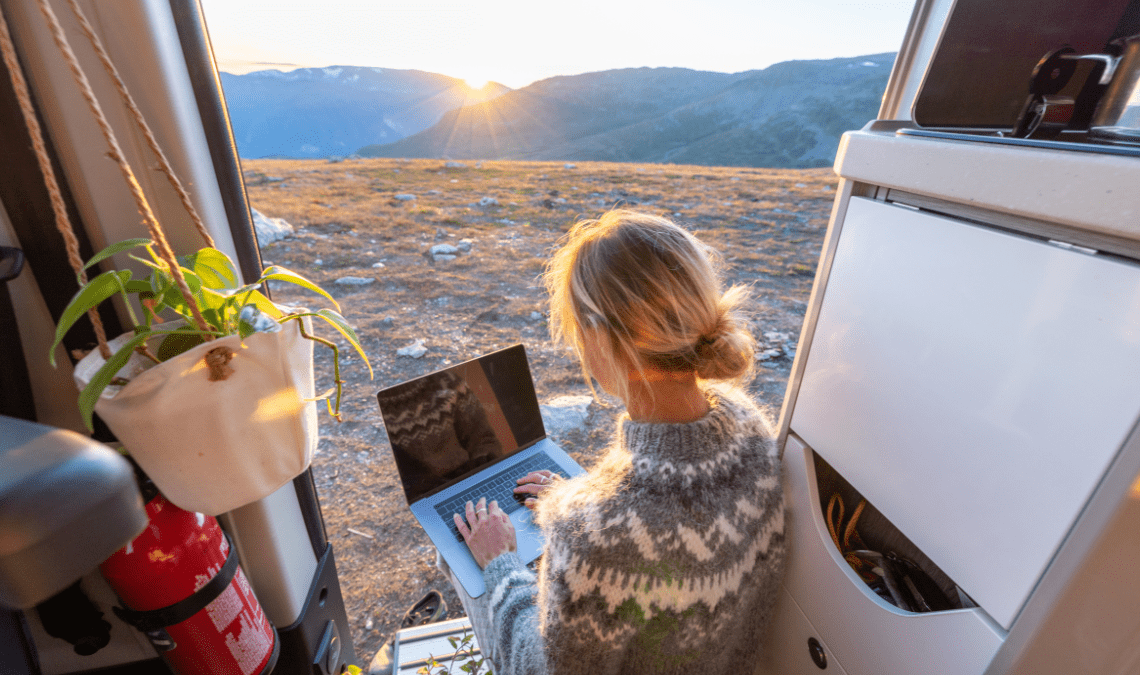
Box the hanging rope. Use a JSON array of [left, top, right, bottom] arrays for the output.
[[64, 0, 216, 250], [0, 2, 113, 358], [32, 0, 213, 337]]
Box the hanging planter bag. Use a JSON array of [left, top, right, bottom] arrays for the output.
[[73, 316, 318, 516]]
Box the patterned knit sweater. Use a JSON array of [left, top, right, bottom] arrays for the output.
[[481, 384, 786, 675]]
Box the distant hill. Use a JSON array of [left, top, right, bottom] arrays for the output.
[[358, 54, 895, 168], [219, 66, 509, 159]]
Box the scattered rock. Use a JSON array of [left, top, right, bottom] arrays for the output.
[[397, 339, 427, 358], [795, 183, 807, 188], [427, 189, 442, 195], [371, 261, 386, 268], [529, 311, 543, 322], [328, 157, 343, 163], [444, 161, 467, 168], [457, 239, 474, 253], [393, 194, 417, 201], [434, 254, 457, 262], [314, 259, 323, 266], [540, 395, 592, 437], [430, 243, 460, 257], [475, 162, 483, 168], [479, 196, 499, 206], [564, 163, 576, 169], [756, 348, 783, 362], [334, 276, 375, 286], [380, 316, 395, 328], [251, 209, 294, 244]]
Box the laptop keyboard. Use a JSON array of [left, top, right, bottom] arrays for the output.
[[435, 453, 570, 542]]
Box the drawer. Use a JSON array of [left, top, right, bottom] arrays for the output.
[[753, 587, 848, 675], [791, 197, 1140, 627], [780, 434, 1005, 675]]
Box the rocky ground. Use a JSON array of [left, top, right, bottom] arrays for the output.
[[243, 157, 835, 662]]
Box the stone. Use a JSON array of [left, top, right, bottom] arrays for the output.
[[529, 311, 543, 322], [393, 193, 417, 201], [314, 259, 323, 266], [564, 163, 576, 169], [434, 254, 457, 262], [756, 348, 783, 362], [334, 276, 375, 286], [371, 261, 385, 268], [380, 316, 395, 327], [430, 243, 460, 256], [251, 209, 294, 244], [445, 161, 467, 168], [540, 395, 592, 437], [479, 196, 499, 206], [397, 339, 427, 358], [457, 239, 474, 252]]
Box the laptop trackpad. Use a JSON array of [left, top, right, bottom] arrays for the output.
[[512, 508, 543, 563]]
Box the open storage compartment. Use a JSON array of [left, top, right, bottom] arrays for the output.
[[811, 451, 975, 614], [775, 433, 1006, 675]]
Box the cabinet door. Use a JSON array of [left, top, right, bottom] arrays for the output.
[[791, 197, 1140, 628]]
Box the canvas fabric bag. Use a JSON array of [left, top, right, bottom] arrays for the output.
[[73, 316, 318, 516]]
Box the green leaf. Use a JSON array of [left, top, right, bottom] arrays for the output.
[[76, 330, 154, 431], [310, 308, 373, 379], [181, 248, 239, 290], [50, 270, 132, 367], [448, 637, 459, 648], [80, 238, 152, 277], [258, 265, 340, 312], [156, 328, 206, 361]]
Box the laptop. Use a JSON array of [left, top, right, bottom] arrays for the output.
[[376, 344, 586, 597]]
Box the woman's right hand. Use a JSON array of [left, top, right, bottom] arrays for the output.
[[513, 470, 558, 510]]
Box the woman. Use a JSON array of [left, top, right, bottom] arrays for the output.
[[451, 210, 785, 675]]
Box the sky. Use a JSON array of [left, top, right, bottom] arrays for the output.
[[200, 0, 918, 90]]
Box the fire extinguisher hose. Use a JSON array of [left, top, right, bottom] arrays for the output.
[[111, 533, 240, 632]]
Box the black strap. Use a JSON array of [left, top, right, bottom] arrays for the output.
[[114, 533, 240, 632]]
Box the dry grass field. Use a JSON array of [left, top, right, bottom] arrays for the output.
[[242, 157, 836, 662]]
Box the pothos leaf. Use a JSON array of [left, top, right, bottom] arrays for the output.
[[310, 308, 373, 379], [181, 247, 239, 290], [258, 265, 341, 312], [50, 270, 131, 367], [80, 238, 152, 278]]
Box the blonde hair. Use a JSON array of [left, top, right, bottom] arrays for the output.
[[544, 210, 754, 402]]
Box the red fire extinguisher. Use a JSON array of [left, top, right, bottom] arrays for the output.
[[100, 493, 278, 675]]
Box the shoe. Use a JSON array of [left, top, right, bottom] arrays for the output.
[[400, 589, 447, 628]]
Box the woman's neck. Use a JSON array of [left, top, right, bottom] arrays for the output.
[[625, 371, 709, 424]]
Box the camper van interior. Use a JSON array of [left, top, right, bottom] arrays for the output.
[[2, 0, 1138, 674]]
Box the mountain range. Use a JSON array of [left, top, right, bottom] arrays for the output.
[[221, 53, 895, 168], [219, 67, 508, 159]]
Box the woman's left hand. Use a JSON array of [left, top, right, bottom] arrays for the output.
[[454, 497, 516, 569], [513, 470, 558, 510]]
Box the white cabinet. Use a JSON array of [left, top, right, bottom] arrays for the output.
[[790, 196, 1140, 629]]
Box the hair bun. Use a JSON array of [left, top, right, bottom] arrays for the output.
[[694, 310, 754, 381]]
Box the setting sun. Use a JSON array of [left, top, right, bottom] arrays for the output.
[[464, 78, 489, 90]]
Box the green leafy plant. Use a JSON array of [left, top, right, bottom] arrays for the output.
[[417, 629, 491, 675], [50, 238, 372, 430]]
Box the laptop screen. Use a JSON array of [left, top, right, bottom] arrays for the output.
[[376, 344, 546, 504]]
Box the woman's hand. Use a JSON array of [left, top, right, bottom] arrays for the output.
[[513, 470, 558, 510], [454, 497, 516, 569]]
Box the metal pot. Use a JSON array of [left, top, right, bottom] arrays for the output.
[[1089, 34, 1140, 144]]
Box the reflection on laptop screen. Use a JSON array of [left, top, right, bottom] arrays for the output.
[[377, 345, 545, 504]]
